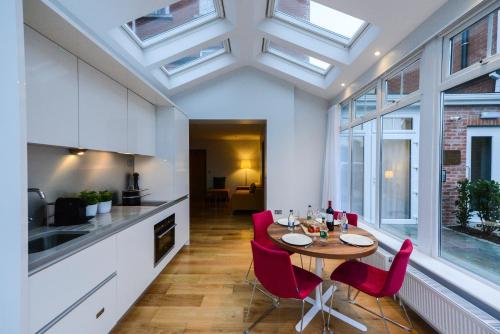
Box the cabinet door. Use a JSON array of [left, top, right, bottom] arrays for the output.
[[127, 90, 156, 156], [25, 26, 78, 147], [78, 60, 127, 152], [46, 276, 117, 334], [174, 109, 189, 199], [116, 216, 154, 316], [175, 198, 190, 246]]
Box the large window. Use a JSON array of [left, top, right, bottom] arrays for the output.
[[264, 40, 333, 75], [440, 69, 500, 285], [351, 119, 377, 224], [340, 103, 350, 128], [449, 8, 499, 74], [340, 129, 350, 211], [353, 88, 377, 119], [124, 0, 222, 48], [162, 41, 227, 75], [271, 0, 367, 45], [380, 103, 420, 242], [384, 60, 420, 104]]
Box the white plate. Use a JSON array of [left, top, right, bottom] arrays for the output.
[[281, 233, 313, 246], [276, 218, 300, 226], [340, 234, 374, 247]]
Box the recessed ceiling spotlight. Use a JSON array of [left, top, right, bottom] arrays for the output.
[[374, 51, 381, 56], [341, 83, 346, 87]]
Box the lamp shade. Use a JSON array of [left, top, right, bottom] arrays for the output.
[[240, 160, 251, 169]]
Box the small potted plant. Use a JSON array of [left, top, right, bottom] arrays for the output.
[[79, 190, 99, 217], [98, 190, 113, 214]]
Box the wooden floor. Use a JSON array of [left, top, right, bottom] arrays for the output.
[[113, 206, 437, 334]]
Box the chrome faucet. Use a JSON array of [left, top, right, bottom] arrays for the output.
[[28, 188, 47, 228], [28, 188, 46, 200]]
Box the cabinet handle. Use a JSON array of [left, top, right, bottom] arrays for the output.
[[96, 307, 105, 319]]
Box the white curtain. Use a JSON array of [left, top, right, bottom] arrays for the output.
[[321, 105, 341, 209]]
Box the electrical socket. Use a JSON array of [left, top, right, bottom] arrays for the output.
[[274, 209, 282, 215]]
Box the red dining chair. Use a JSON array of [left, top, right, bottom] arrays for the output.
[[245, 210, 302, 282], [333, 210, 358, 226], [328, 239, 414, 334], [244, 240, 325, 334]]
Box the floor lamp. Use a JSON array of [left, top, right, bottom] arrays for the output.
[[241, 160, 251, 185]]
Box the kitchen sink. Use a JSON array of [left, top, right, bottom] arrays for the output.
[[28, 231, 89, 254]]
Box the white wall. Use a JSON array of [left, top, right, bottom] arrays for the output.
[[27, 145, 133, 202], [190, 139, 262, 193], [172, 67, 328, 213], [0, 0, 27, 332]]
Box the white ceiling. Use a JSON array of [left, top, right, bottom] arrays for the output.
[[32, 0, 447, 100]]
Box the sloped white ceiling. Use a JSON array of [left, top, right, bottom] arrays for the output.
[[37, 0, 446, 99]]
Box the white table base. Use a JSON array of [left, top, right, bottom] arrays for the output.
[[295, 257, 368, 332]]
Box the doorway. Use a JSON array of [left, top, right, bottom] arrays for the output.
[[188, 120, 266, 217]]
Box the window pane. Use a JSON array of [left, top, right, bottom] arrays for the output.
[[351, 119, 377, 224], [163, 42, 224, 73], [274, 0, 365, 42], [267, 41, 331, 74], [340, 129, 350, 211], [450, 8, 499, 74], [354, 88, 377, 119], [441, 69, 500, 285], [384, 60, 420, 104], [126, 0, 217, 43], [340, 103, 350, 127], [381, 103, 420, 242]]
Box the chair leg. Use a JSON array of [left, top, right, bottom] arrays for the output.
[[327, 282, 336, 330], [308, 256, 312, 271], [300, 254, 304, 268], [400, 299, 414, 330], [244, 281, 278, 333], [376, 298, 391, 334], [300, 299, 305, 334], [244, 259, 253, 283]]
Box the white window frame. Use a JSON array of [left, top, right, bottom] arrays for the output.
[[266, 0, 368, 47], [262, 39, 333, 75], [441, 2, 500, 81], [123, 0, 225, 49], [161, 39, 230, 76], [383, 57, 422, 106]]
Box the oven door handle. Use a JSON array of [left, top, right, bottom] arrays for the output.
[[156, 224, 177, 239]]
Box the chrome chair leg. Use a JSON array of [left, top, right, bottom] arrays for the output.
[[300, 254, 304, 268], [327, 282, 336, 329], [245, 279, 257, 322], [300, 299, 305, 334], [376, 298, 391, 334], [400, 299, 414, 330], [244, 259, 253, 283], [244, 282, 279, 333]]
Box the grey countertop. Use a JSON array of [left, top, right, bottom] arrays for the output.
[[28, 197, 187, 276]]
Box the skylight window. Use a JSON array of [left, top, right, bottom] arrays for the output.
[[271, 0, 367, 45], [162, 41, 228, 75], [265, 40, 332, 75], [124, 0, 223, 48]]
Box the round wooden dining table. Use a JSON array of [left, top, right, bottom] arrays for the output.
[[267, 221, 378, 333]]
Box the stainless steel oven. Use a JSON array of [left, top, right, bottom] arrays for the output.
[[154, 214, 175, 266]]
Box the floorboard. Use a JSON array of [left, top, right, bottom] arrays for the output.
[[113, 206, 437, 334]]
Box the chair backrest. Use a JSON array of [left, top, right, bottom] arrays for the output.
[[380, 239, 413, 296], [252, 210, 274, 244], [334, 210, 358, 227], [250, 240, 299, 299]]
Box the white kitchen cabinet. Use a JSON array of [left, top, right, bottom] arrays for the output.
[[46, 276, 117, 334], [115, 214, 155, 316], [127, 90, 156, 156], [174, 108, 189, 199], [78, 60, 127, 152], [29, 236, 117, 333], [175, 198, 190, 246], [25, 26, 79, 147]]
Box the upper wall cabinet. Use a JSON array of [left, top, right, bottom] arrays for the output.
[[127, 90, 156, 156], [78, 60, 128, 153], [25, 26, 79, 147]]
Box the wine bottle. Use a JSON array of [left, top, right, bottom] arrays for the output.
[[326, 201, 334, 231], [306, 205, 313, 221]]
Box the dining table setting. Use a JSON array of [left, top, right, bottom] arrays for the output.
[[267, 215, 379, 332]]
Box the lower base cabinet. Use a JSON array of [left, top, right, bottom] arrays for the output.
[[46, 276, 117, 334]]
